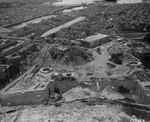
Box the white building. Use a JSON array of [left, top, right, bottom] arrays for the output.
[[79, 33, 110, 48]]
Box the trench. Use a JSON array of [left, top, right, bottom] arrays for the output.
[[52, 97, 150, 121], [124, 107, 150, 121]]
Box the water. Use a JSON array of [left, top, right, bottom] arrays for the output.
[[117, 0, 143, 4], [12, 15, 55, 29], [53, 0, 144, 6], [9, 0, 146, 29], [63, 6, 87, 13], [52, 0, 103, 6]]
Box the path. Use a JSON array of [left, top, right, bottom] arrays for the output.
[[40, 16, 86, 37], [92, 40, 116, 68]]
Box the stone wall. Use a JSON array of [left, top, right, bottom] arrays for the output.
[[0, 81, 51, 106]]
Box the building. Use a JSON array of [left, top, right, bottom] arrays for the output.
[[137, 80, 150, 104], [0, 67, 54, 106], [0, 66, 78, 106], [79, 33, 110, 48]]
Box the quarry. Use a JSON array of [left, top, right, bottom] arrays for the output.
[[0, 0, 150, 122]]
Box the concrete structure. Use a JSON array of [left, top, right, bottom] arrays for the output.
[[136, 80, 150, 105], [109, 78, 150, 105], [0, 81, 52, 106], [0, 66, 79, 106], [79, 33, 110, 48], [0, 67, 54, 106]]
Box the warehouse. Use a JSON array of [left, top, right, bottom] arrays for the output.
[[79, 33, 110, 48]]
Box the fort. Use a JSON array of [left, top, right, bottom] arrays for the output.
[[0, 0, 150, 121]]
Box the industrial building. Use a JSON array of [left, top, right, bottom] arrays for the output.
[[79, 33, 110, 48]]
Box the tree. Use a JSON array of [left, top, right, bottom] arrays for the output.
[[50, 33, 56, 39], [141, 53, 150, 70], [143, 33, 150, 44]]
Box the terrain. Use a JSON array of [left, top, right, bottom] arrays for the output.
[[0, 0, 150, 122]]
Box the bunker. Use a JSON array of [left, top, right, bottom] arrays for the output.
[[0, 67, 54, 106]]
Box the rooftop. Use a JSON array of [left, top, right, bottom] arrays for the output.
[[84, 33, 109, 42]]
